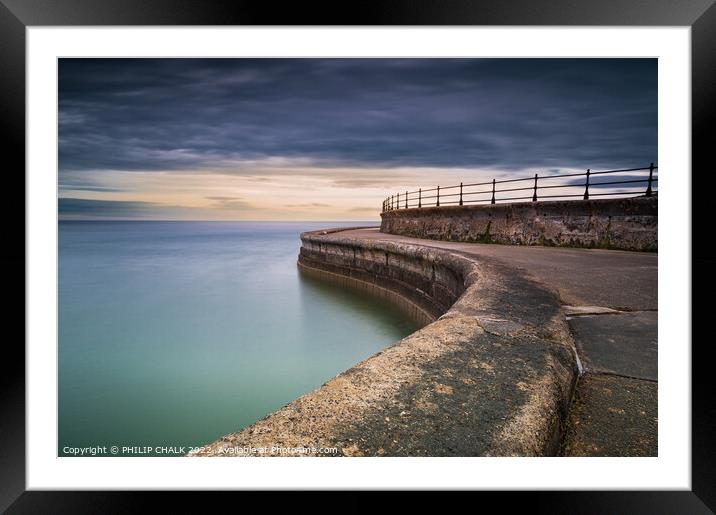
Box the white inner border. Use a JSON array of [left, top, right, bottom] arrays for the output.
[[27, 27, 690, 490]]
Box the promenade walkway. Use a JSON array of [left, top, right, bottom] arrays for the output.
[[333, 228, 658, 456]]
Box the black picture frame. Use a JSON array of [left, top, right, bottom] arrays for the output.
[[1, 0, 712, 511]]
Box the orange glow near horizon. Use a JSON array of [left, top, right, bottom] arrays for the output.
[[59, 164, 562, 221]]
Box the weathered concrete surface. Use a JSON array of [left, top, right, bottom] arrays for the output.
[[328, 228, 657, 310], [561, 374, 657, 457], [191, 226, 657, 457], [562, 310, 658, 457], [569, 311, 658, 380], [190, 228, 579, 457], [299, 262, 436, 328], [309, 229, 658, 457], [381, 196, 657, 251]]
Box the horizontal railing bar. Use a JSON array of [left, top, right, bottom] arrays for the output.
[[391, 170, 659, 200], [537, 167, 655, 179], [436, 192, 462, 198], [381, 164, 657, 212], [394, 177, 660, 202], [536, 171, 591, 179], [382, 191, 659, 210], [588, 178, 657, 186], [584, 190, 657, 197], [590, 166, 656, 174], [538, 191, 652, 199], [462, 190, 493, 196], [403, 186, 653, 204], [455, 170, 652, 190], [465, 176, 534, 187], [492, 185, 538, 194], [391, 189, 659, 208], [402, 187, 436, 195], [520, 183, 581, 190]]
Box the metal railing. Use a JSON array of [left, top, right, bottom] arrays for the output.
[[381, 163, 657, 212]]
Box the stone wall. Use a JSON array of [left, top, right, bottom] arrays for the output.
[[189, 228, 579, 457], [298, 237, 468, 325], [380, 196, 657, 251]]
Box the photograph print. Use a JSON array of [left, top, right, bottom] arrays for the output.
[[58, 58, 657, 458]]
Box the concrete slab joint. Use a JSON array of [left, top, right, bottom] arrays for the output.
[[190, 227, 580, 457]]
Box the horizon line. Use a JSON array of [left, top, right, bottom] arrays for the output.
[[58, 219, 381, 223]]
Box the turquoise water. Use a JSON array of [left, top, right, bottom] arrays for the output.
[[58, 221, 418, 456]]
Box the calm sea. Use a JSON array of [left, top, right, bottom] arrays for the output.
[[58, 221, 418, 456]]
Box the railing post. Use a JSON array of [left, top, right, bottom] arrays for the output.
[[391, 195, 394, 210], [405, 191, 408, 209], [459, 182, 463, 205], [436, 186, 440, 207], [532, 173, 538, 202], [397, 192, 400, 209], [491, 179, 496, 204], [646, 162, 654, 197], [583, 169, 590, 200], [418, 188, 422, 208]]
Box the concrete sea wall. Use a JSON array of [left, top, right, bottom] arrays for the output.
[[380, 196, 657, 251], [190, 228, 579, 457]]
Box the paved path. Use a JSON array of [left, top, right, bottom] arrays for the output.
[[333, 228, 658, 456], [335, 228, 657, 310]]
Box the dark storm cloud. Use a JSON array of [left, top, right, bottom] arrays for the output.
[[59, 58, 657, 175]]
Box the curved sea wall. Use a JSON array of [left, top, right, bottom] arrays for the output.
[[189, 228, 579, 457], [380, 196, 657, 251]]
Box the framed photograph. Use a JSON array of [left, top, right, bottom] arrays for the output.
[[3, 0, 712, 511]]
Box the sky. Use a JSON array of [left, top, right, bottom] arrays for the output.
[[58, 58, 657, 221]]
